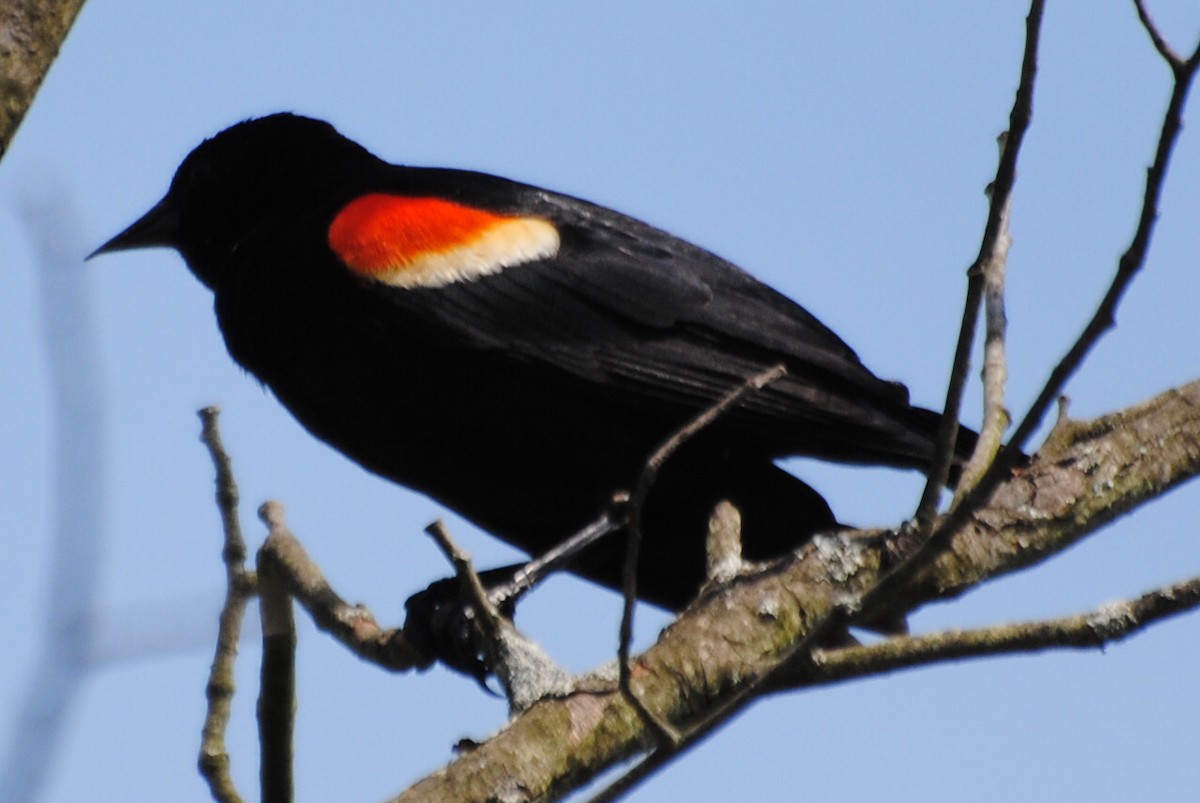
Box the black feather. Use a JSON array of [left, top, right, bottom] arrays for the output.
[[94, 113, 977, 611]]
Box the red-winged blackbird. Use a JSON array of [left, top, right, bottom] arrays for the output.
[[94, 113, 975, 611]]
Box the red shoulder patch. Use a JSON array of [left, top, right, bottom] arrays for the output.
[[328, 194, 560, 288]]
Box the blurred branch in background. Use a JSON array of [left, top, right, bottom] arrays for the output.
[[1, 179, 245, 803], [1, 179, 104, 803]]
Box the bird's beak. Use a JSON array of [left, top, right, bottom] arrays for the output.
[[88, 194, 179, 259]]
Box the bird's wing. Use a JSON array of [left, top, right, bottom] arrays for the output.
[[336, 182, 926, 451]]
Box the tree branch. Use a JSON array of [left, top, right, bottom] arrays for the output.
[[954, 133, 1014, 499], [254, 507, 425, 673], [198, 408, 253, 803], [257, 504, 298, 803], [0, 0, 88, 159], [390, 379, 1200, 802], [804, 575, 1200, 685], [1000, 4, 1200, 461], [1133, 0, 1188, 68], [861, 0, 1199, 656], [916, 0, 1044, 526]]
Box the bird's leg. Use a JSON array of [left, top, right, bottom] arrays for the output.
[[489, 494, 630, 608], [403, 497, 629, 684]]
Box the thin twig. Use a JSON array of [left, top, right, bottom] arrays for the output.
[[845, 0, 1200, 706], [256, 511, 422, 671], [485, 501, 629, 608], [997, 10, 1200, 461], [197, 408, 254, 803], [875, 0, 1200, 627], [925, 6, 1200, 574], [915, 0, 1043, 528], [617, 363, 787, 746], [1133, 0, 1185, 67], [424, 520, 508, 655], [200, 407, 248, 567], [954, 135, 1014, 500], [804, 575, 1200, 685], [257, 503, 297, 803]]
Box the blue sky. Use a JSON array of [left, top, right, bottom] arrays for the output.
[[2, 3, 1198, 801]]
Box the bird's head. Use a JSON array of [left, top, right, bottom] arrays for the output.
[[91, 113, 380, 288]]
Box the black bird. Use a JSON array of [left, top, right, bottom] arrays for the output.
[[94, 113, 975, 612]]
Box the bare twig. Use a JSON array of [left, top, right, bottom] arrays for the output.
[[200, 408, 248, 568], [257, 504, 297, 803], [804, 575, 1200, 685], [500, 502, 629, 603], [197, 408, 253, 803], [617, 363, 787, 745], [876, 0, 1200, 628], [919, 5, 1200, 614], [996, 11, 1200, 456], [1133, 0, 1186, 67], [954, 134, 1014, 499], [256, 513, 422, 672], [424, 520, 507, 644], [915, 0, 1044, 527]]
